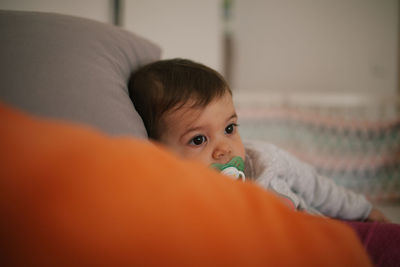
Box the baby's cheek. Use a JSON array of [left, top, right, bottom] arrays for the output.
[[239, 146, 246, 160], [164, 144, 194, 161], [198, 151, 215, 166], [180, 148, 212, 165], [236, 137, 246, 159]]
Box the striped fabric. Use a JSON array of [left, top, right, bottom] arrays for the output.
[[237, 105, 400, 202]]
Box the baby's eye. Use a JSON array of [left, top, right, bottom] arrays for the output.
[[189, 135, 207, 146], [225, 123, 238, 134]]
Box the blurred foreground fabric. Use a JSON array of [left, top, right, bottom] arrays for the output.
[[0, 103, 371, 266]]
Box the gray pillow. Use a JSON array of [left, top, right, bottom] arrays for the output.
[[0, 10, 161, 137]]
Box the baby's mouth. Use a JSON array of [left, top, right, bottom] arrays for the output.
[[210, 156, 245, 181]]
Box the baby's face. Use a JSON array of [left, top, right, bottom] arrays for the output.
[[159, 92, 245, 167]]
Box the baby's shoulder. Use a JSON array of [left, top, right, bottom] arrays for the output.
[[243, 140, 279, 179], [244, 140, 289, 164]]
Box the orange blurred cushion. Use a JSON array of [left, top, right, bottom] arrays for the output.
[[0, 103, 371, 266]]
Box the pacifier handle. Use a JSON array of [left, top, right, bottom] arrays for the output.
[[211, 156, 246, 182]]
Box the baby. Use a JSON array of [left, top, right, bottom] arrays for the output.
[[128, 58, 388, 222]]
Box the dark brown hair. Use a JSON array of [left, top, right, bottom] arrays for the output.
[[128, 58, 231, 139]]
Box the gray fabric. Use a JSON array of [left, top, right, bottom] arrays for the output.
[[244, 140, 372, 220], [0, 10, 161, 137]]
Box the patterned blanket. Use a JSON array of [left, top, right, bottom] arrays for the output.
[[237, 105, 400, 202]]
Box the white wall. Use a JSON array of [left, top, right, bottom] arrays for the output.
[[232, 0, 398, 97], [123, 0, 222, 72], [1, 0, 397, 98], [0, 0, 223, 73], [0, 0, 111, 23]]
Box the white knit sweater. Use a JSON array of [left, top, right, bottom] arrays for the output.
[[244, 140, 372, 220]]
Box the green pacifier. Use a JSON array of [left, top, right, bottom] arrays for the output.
[[211, 156, 246, 181]]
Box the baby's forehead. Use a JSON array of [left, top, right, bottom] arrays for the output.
[[164, 93, 235, 123], [159, 91, 234, 125], [177, 92, 232, 110], [162, 103, 204, 127]]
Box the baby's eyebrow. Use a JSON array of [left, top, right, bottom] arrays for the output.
[[225, 113, 238, 124], [182, 126, 203, 137], [180, 113, 238, 140], [228, 113, 238, 121], [179, 126, 204, 144]]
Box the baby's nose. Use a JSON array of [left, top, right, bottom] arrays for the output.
[[212, 142, 232, 162]]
